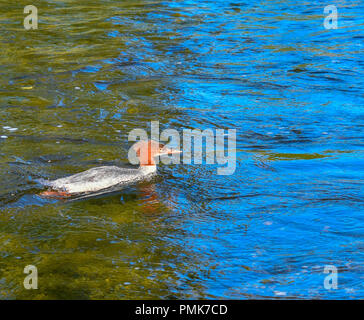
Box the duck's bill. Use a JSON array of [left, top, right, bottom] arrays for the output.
[[168, 149, 182, 154], [161, 148, 182, 155]]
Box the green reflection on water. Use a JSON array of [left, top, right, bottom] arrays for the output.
[[0, 1, 207, 299]]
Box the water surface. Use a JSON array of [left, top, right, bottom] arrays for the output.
[[0, 0, 363, 299]]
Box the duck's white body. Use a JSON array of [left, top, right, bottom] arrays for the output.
[[40, 140, 180, 198], [44, 165, 156, 194]]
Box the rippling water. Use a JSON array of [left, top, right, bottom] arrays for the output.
[[0, 1, 363, 299]]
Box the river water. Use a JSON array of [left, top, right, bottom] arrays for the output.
[[0, 0, 363, 299]]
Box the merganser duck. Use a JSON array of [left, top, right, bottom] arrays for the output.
[[39, 140, 181, 198]]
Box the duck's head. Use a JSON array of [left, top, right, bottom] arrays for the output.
[[132, 140, 181, 166]]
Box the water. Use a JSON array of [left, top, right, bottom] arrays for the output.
[[0, 0, 363, 299]]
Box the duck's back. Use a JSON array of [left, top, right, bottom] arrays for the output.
[[46, 166, 153, 194]]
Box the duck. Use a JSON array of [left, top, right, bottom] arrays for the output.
[[39, 140, 181, 198]]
